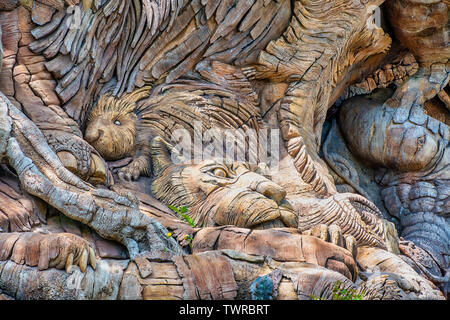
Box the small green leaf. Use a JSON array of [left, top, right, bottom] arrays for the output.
[[168, 205, 196, 227], [181, 213, 195, 227]]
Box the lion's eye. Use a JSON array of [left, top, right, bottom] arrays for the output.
[[212, 168, 228, 178], [114, 120, 121, 126]]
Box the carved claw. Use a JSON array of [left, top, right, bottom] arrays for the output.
[[0, 181, 40, 233], [65, 253, 74, 273], [241, 66, 258, 80], [279, 205, 298, 228], [241, 64, 276, 81], [88, 153, 108, 185], [45, 131, 109, 185], [328, 224, 344, 247], [303, 224, 357, 258], [343, 234, 357, 258], [0, 232, 96, 273], [0, 203, 31, 232], [48, 233, 97, 273], [117, 156, 149, 182], [109, 185, 140, 208], [305, 224, 329, 242]]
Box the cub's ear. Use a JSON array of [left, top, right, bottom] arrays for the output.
[[150, 136, 185, 176]]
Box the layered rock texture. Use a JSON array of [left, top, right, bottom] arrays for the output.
[[0, 0, 448, 300]]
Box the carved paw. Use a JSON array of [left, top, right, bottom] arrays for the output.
[[303, 224, 357, 258], [45, 131, 108, 185], [0, 199, 36, 233], [242, 66, 258, 80], [0, 232, 97, 273], [241, 64, 274, 81], [117, 157, 149, 181], [0, 178, 40, 233], [51, 233, 97, 273]]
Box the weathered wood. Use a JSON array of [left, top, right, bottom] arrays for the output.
[[0, 0, 447, 300], [192, 227, 358, 281], [32, 1, 56, 26]]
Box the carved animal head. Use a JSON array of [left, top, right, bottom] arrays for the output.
[[85, 95, 136, 161], [338, 93, 450, 274], [150, 137, 296, 229], [339, 94, 444, 173], [85, 88, 150, 161]]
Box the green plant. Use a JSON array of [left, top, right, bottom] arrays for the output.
[[184, 234, 194, 249], [168, 205, 195, 250], [168, 205, 196, 227], [312, 280, 365, 300]]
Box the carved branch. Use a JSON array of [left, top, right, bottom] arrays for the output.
[[0, 92, 182, 260]]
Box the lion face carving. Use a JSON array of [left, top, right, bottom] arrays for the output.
[[150, 137, 297, 229]]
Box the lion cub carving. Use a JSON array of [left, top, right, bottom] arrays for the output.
[[84, 62, 261, 182]]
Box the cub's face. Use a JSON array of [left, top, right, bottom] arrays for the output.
[[85, 95, 137, 161], [151, 141, 296, 229]]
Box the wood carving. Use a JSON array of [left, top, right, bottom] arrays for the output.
[[325, 90, 450, 294], [0, 0, 448, 300]]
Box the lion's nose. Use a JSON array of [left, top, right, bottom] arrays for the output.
[[258, 182, 286, 205], [85, 128, 103, 143]]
